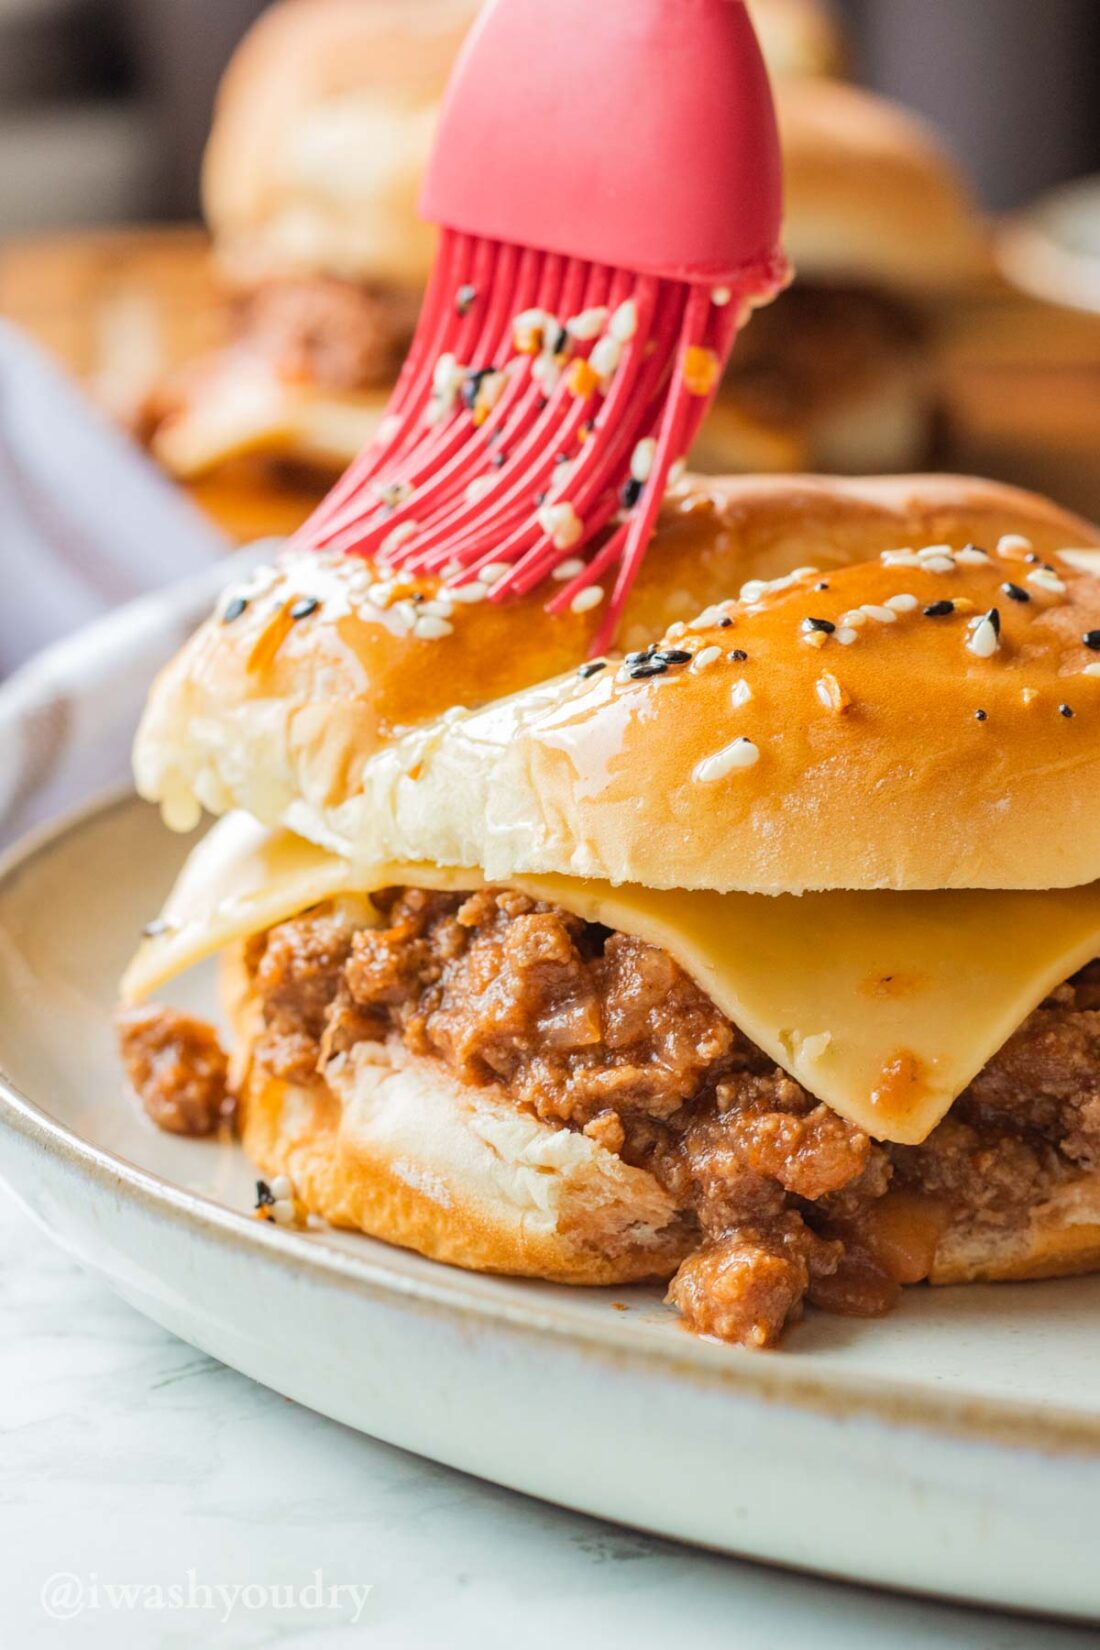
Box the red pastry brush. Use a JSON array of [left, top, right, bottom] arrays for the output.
[[294, 0, 787, 655]]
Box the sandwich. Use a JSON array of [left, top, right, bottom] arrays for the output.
[[118, 472, 1100, 1346], [145, 1, 970, 491]]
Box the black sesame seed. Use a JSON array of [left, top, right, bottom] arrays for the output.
[[717, 617, 734, 629], [491, 450, 508, 467], [537, 397, 549, 412], [461, 367, 493, 410], [1001, 582, 1030, 604], [729, 648, 748, 662], [289, 596, 320, 621], [625, 648, 655, 666], [621, 477, 644, 509], [987, 606, 1002, 636], [255, 1180, 275, 1209], [1083, 630, 1100, 652], [142, 918, 170, 938], [628, 661, 669, 680], [654, 649, 692, 665], [577, 660, 607, 679], [1060, 704, 1075, 719], [924, 600, 955, 618], [975, 709, 988, 722], [456, 283, 477, 316], [1025, 552, 1042, 564], [802, 617, 836, 635], [963, 544, 988, 559], [555, 452, 570, 465], [815, 581, 830, 592], [534, 491, 548, 506], [221, 596, 249, 623], [548, 325, 567, 355]]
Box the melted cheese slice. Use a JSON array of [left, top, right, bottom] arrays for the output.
[[123, 813, 1100, 1146]]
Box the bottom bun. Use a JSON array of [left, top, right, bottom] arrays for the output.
[[227, 958, 691, 1286], [227, 958, 1100, 1300]]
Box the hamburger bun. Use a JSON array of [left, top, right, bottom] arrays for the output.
[[746, 0, 844, 80], [133, 471, 1099, 837]]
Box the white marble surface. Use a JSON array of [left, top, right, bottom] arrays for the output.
[[1, 1188, 1096, 1650]]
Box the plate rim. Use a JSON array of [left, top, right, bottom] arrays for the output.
[[3, 788, 1100, 1458]]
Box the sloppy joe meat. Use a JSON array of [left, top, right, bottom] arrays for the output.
[[237, 888, 1100, 1346], [117, 1004, 232, 1136], [232, 277, 421, 392]]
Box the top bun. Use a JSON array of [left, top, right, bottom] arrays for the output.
[[203, 0, 481, 288], [202, 1, 979, 295], [746, 0, 843, 79], [778, 79, 988, 291], [132, 472, 1098, 847], [344, 544, 1100, 895]]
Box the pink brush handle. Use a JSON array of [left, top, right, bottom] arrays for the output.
[[421, 0, 783, 284]]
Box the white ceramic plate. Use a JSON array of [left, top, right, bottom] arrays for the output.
[[2, 596, 1100, 1622], [999, 173, 1100, 315]]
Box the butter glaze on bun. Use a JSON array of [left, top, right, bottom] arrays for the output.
[[133, 473, 1098, 835]]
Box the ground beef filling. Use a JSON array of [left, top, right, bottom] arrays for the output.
[[246, 889, 1100, 1347], [232, 276, 421, 392], [117, 1004, 233, 1137]]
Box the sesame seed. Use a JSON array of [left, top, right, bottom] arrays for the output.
[[255, 1180, 275, 1209], [466, 474, 495, 503], [839, 610, 867, 629], [480, 563, 511, 584], [628, 660, 668, 679], [666, 621, 687, 640], [539, 501, 584, 551], [1060, 703, 1075, 718], [565, 306, 609, 341], [570, 586, 604, 614], [413, 615, 454, 641], [552, 558, 585, 582], [802, 617, 836, 635], [729, 649, 749, 662], [815, 581, 830, 592], [456, 284, 477, 315], [881, 550, 921, 568], [1002, 582, 1030, 603], [1021, 687, 1039, 705], [142, 918, 170, 939], [885, 593, 919, 613], [921, 556, 957, 575], [577, 660, 607, 679], [448, 582, 488, 604], [816, 673, 849, 714], [419, 598, 454, 619], [221, 596, 249, 623], [381, 522, 419, 556], [694, 738, 760, 782], [692, 645, 722, 670], [631, 438, 658, 483], [1082, 663, 1100, 678], [654, 648, 692, 665], [1027, 568, 1067, 595], [860, 604, 897, 625], [803, 629, 828, 650], [289, 596, 320, 621], [621, 477, 644, 509], [835, 627, 859, 646], [967, 611, 1000, 659], [590, 335, 623, 380], [610, 299, 639, 342], [711, 286, 733, 306], [997, 533, 1034, 558], [956, 545, 991, 567], [272, 1199, 296, 1227], [667, 458, 687, 486], [924, 600, 955, 618], [730, 678, 754, 707], [270, 1175, 293, 1200], [975, 709, 988, 722], [1083, 630, 1100, 651]]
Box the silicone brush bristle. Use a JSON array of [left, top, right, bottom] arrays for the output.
[[296, 228, 786, 653]]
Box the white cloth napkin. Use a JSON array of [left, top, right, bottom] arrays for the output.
[[0, 324, 275, 849], [0, 321, 226, 677]]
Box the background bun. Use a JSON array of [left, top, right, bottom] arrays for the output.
[[779, 79, 989, 291], [133, 472, 1099, 837], [327, 545, 1100, 894], [203, 0, 481, 288]]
